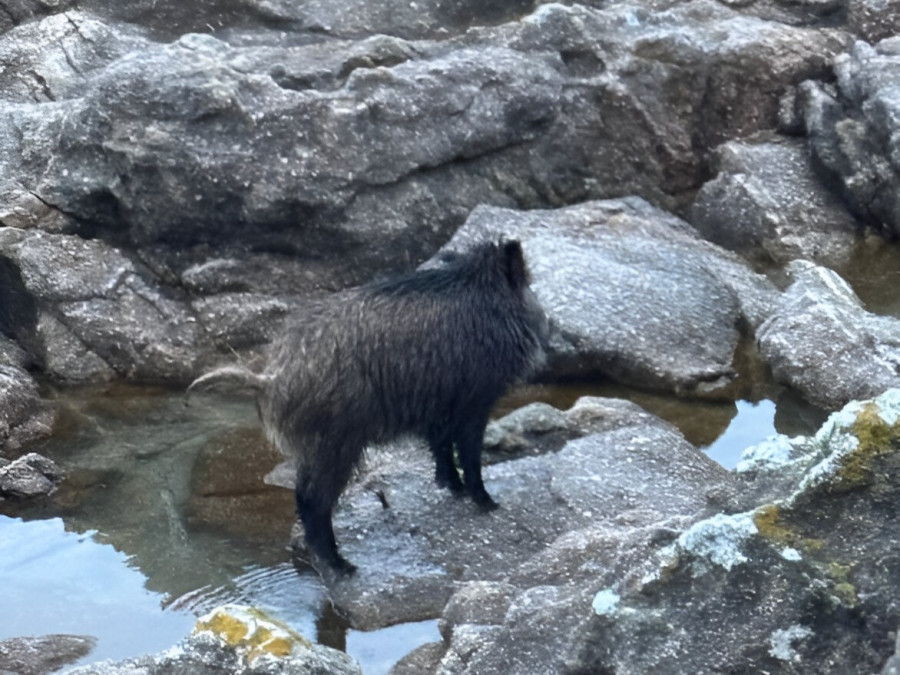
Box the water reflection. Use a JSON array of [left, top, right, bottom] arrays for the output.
[[497, 383, 827, 469], [347, 620, 441, 675], [1, 384, 328, 669], [0, 515, 195, 667], [702, 399, 776, 469], [839, 235, 900, 319]]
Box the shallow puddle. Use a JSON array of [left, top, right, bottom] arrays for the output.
[[0, 384, 444, 673], [0, 515, 195, 665], [838, 234, 900, 319], [0, 373, 828, 672]]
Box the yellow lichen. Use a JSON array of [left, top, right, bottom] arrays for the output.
[[194, 605, 311, 663], [753, 505, 792, 545], [752, 504, 823, 552], [195, 612, 249, 646], [260, 636, 294, 658], [838, 403, 900, 489]]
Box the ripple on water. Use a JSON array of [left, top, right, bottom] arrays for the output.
[[169, 562, 326, 639]]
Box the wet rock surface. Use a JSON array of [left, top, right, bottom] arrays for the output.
[[301, 397, 732, 629], [0, 452, 63, 499], [0, 634, 96, 675]]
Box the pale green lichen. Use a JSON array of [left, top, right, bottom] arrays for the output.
[[826, 562, 858, 607], [664, 512, 758, 576], [769, 624, 813, 661], [591, 588, 621, 617]]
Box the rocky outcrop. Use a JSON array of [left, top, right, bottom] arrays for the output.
[[0, 0, 880, 400], [2, 0, 900, 672], [401, 389, 900, 673], [437, 198, 777, 394], [757, 260, 900, 409]]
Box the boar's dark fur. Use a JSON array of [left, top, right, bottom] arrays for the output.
[[190, 240, 548, 574]]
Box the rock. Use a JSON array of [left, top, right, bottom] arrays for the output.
[[0, 451, 63, 499], [802, 39, 900, 238], [0, 11, 152, 103], [0, 228, 203, 382], [0, 227, 299, 383], [391, 641, 446, 675], [236, 0, 538, 40], [757, 260, 900, 409], [0, 634, 96, 675], [848, 0, 900, 44], [428, 389, 900, 674], [0, 363, 54, 454], [463, 1, 848, 211], [0, 12, 151, 233], [308, 396, 731, 629], [0, 333, 32, 369], [67, 604, 361, 674], [435, 198, 777, 394], [432, 522, 689, 674], [483, 402, 570, 456], [67, 0, 536, 40], [35, 30, 563, 277], [690, 134, 861, 267], [0, 0, 72, 34], [0, 3, 846, 286]]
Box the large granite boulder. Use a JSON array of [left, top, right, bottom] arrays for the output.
[[436, 198, 777, 394], [802, 39, 900, 239], [757, 260, 900, 409], [691, 135, 861, 267]]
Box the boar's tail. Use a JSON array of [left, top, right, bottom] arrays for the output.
[[187, 365, 271, 397]]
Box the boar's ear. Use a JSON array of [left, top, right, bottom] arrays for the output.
[[501, 239, 530, 290]]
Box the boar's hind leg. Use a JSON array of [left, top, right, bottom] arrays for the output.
[[427, 427, 464, 494], [454, 410, 498, 511], [294, 459, 357, 576]]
